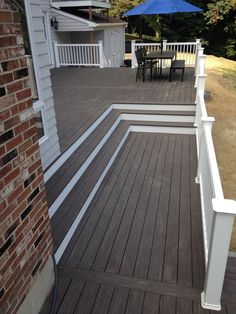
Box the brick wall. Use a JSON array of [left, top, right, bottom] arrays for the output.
[[0, 1, 53, 313]]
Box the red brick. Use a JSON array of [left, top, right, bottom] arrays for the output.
[[0, 145, 6, 157], [6, 135, 23, 151], [0, 109, 10, 121], [12, 200, 27, 221], [17, 186, 31, 206], [6, 81, 23, 94], [16, 88, 31, 102], [0, 72, 13, 85], [0, 48, 9, 60], [1, 94, 16, 110], [0, 11, 12, 23], [4, 115, 20, 130], [0, 163, 12, 177], [4, 168, 20, 186], [19, 57, 27, 67], [7, 184, 24, 205], [0, 24, 4, 35], [1, 59, 19, 71], [23, 126, 37, 141], [18, 138, 32, 154], [0, 36, 16, 47], [14, 120, 30, 135], [25, 143, 38, 158]]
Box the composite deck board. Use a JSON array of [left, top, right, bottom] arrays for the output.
[[41, 132, 236, 313], [51, 67, 196, 153], [51, 121, 130, 251], [45, 109, 120, 206]]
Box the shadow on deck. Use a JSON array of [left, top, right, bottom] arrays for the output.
[[51, 67, 196, 153]]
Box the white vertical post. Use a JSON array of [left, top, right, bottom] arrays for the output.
[[162, 39, 167, 67], [195, 48, 205, 87], [194, 38, 201, 73], [195, 117, 215, 181], [53, 41, 60, 68], [131, 40, 136, 69], [98, 40, 104, 68], [201, 199, 236, 311]]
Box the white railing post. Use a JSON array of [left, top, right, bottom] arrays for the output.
[[98, 40, 104, 68], [162, 39, 167, 67], [196, 117, 215, 182], [53, 41, 60, 68], [201, 199, 236, 311], [195, 48, 205, 87], [131, 40, 136, 68], [194, 39, 201, 73], [195, 73, 207, 108]]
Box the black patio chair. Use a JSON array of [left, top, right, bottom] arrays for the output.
[[135, 49, 153, 82]]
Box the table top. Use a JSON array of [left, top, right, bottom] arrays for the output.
[[144, 50, 176, 60]]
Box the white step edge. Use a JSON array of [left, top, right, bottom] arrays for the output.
[[45, 103, 196, 182], [130, 125, 196, 135], [121, 113, 195, 123], [54, 127, 131, 264], [44, 106, 113, 182], [49, 116, 122, 218], [113, 103, 196, 111]]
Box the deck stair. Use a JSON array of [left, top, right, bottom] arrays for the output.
[[44, 103, 197, 261]]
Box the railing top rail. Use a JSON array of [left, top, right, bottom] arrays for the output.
[[57, 43, 100, 47], [134, 41, 197, 46], [198, 93, 208, 117]]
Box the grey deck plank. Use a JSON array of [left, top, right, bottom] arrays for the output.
[[176, 298, 193, 314], [59, 133, 137, 266], [178, 135, 192, 287], [74, 282, 100, 314], [142, 293, 160, 314], [105, 135, 155, 274], [91, 284, 115, 314], [133, 135, 169, 279], [108, 286, 129, 314], [57, 280, 85, 314], [159, 295, 176, 314], [51, 67, 196, 153], [78, 134, 151, 270], [148, 135, 176, 281], [65, 133, 143, 268], [162, 135, 182, 284], [125, 290, 144, 314]]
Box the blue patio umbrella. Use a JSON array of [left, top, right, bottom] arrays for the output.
[[124, 0, 203, 51]]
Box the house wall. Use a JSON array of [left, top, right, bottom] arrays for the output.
[[24, 0, 60, 170], [0, 1, 54, 313], [103, 25, 126, 66], [70, 30, 104, 44]]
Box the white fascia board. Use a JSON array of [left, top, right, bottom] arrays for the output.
[[95, 22, 127, 29], [52, 1, 110, 9], [51, 8, 97, 27]]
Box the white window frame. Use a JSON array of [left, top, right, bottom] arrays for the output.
[[24, 0, 49, 146]]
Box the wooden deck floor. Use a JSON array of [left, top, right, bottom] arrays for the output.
[[51, 67, 196, 153], [41, 132, 236, 313]]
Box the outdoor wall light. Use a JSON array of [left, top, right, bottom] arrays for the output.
[[51, 16, 59, 30]]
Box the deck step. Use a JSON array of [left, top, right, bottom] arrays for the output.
[[45, 106, 197, 260], [51, 121, 130, 253]]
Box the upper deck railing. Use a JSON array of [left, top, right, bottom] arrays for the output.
[[131, 39, 201, 68], [195, 47, 236, 311]]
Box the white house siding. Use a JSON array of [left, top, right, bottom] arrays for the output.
[[70, 30, 104, 44], [25, 0, 60, 169], [103, 26, 125, 66]]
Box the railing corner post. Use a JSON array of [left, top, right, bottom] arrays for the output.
[[131, 40, 136, 69], [202, 199, 236, 311], [53, 41, 60, 68], [98, 40, 104, 68]]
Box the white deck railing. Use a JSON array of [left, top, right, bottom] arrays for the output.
[[53, 41, 104, 68], [131, 39, 201, 68], [195, 50, 236, 311]]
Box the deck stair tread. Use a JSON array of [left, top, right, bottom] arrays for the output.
[[46, 108, 196, 208], [45, 109, 120, 207], [51, 120, 130, 251]]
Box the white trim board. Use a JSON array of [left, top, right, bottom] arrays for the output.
[[54, 126, 196, 263], [49, 116, 122, 218], [121, 114, 195, 123], [44, 106, 113, 182], [45, 102, 196, 182]]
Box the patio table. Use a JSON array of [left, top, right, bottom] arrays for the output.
[[144, 50, 176, 78]]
